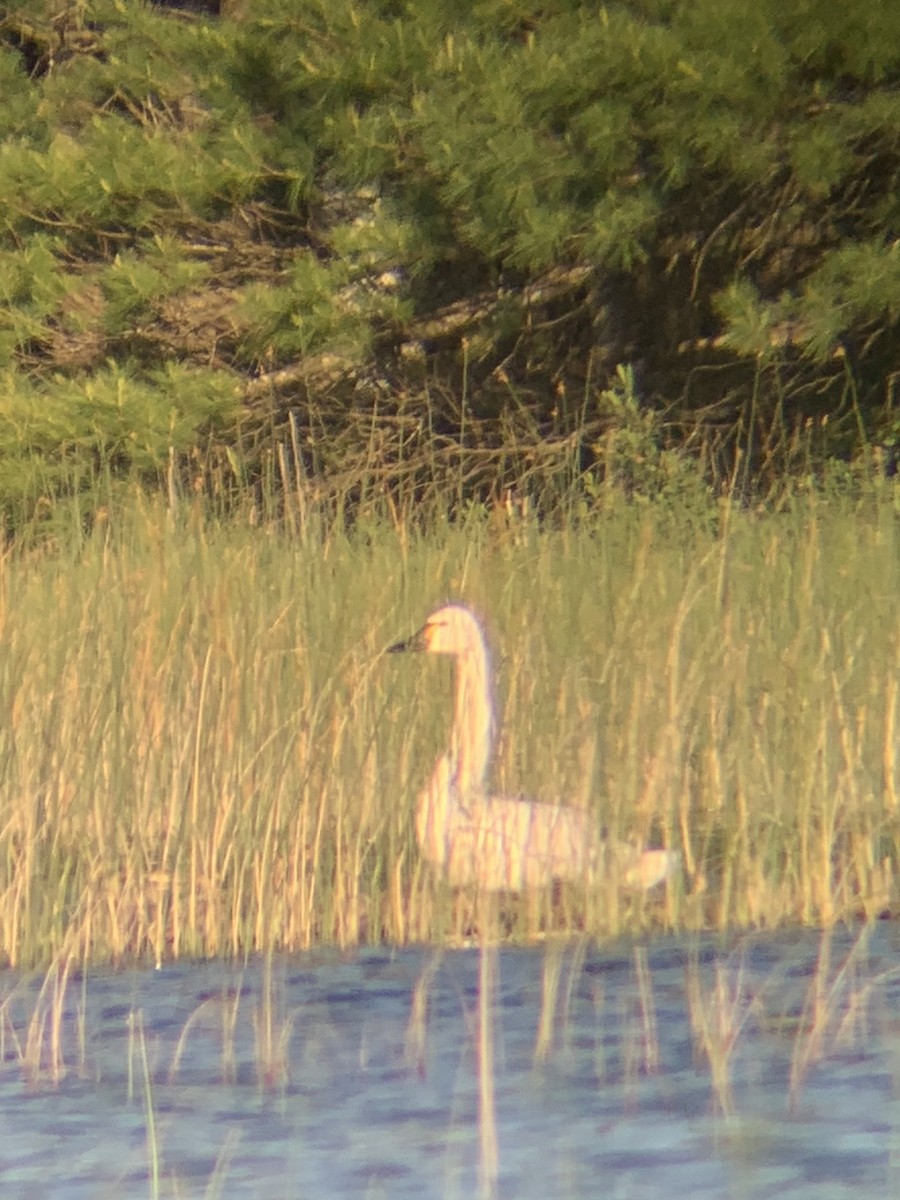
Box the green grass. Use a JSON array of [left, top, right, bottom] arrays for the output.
[[0, 476, 897, 967]]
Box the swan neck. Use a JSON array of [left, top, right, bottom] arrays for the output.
[[450, 639, 492, 796]]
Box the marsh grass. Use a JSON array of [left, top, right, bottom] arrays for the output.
[[683, 924, 900, 1119], [0, 466, 896, 967], [131, 1009, 161, 1200]]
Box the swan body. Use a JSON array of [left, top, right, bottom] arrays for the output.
[[390, 604, 677, 892]]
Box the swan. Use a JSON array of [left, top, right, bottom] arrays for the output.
[[390, 604, 678, 891]]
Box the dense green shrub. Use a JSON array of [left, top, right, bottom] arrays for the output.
[[1, 0, 899, 528]]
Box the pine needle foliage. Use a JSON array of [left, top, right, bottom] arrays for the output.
[[0, 0, 899, 528]]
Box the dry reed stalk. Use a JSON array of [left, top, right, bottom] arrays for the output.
[[0, 484, 894, 963], [477, 897, 499, 1200], [685, 953, 756, 1117]]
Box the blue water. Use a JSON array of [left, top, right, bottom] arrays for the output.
[[1, 925, 899, 1198]]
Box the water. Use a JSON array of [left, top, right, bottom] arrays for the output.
[[2, 924, 900, 1198]]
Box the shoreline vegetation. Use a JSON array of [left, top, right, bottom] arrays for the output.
[[1, 9, 898, 1196], [0, 460, 896, 970], [2, 0, 900, 539], [1, 1, 898, 970]]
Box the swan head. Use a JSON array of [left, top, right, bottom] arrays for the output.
[[388, 604, 486, 658]]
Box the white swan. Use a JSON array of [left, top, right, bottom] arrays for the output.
[[390, 604, 678, 891]]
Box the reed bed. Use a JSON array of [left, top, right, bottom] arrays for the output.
[[0, 479, 897, 967]]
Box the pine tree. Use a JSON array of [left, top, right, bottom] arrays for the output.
[[1, 0, 899, 522]]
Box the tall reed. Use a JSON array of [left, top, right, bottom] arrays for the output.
[[0, 475, 896, 966]]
